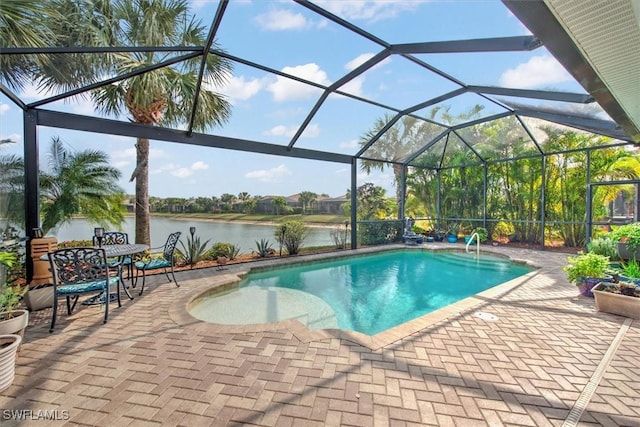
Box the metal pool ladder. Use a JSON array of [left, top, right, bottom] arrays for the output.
[[466, 232, 480, 255]]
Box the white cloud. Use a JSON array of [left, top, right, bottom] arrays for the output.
[[112, 148, 136, 159], [338, 53, 390, 97], [216, 74, 264, 102], [254, 9, 309, 30], [315, 0, 426, 23], [264, 125, 295, 138], [245, 164, 292, 182], [339, 139, 359, 149], [346, 53, 375, 71], [71, 97, 96, 115], [499, 56, 573, 89], [267, 63, 329, 102], [264, 124, 320, 138], [335, 167, 348, 175], [0, 103, 10, 115], [113, 160, 131, 168], [171, 168, 193, 178], [338, 77, 365, 97], [191, 160, 208, 170]]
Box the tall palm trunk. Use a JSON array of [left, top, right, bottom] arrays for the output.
[[135, 138, 150, 245]]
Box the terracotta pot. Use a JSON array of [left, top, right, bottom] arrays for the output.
[[0, 334, 21, 392]]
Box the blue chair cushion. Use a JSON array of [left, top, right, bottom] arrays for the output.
[[56, 276, 119, 294], [135, 258, 171, 270], [107, 256, 132, 268]]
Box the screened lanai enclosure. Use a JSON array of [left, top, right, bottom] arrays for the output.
[[1, 0, 639, 281]]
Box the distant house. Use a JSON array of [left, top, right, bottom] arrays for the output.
[[317, 194, 348, 214], [255, 195, 299, 214]]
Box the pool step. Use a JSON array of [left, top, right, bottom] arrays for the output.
[[434, 252, 511, 271]]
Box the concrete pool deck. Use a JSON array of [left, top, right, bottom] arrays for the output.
[[2, 244, 639, 426]]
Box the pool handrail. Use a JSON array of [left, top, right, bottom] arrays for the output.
[[466, 232, 480, 255]]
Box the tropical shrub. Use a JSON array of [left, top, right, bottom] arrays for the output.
[[58, 239, 93, 248], [563, 252, 610, 284], [274, 220, 307, 255], [329, 223, 350, 249], [223, 244, 240, 260], [254, 238, 272, 257], [0, 251, 27, 319], [206, 242, 240, 260], [587, 236, 618, 260], [472, 227, 488, 242], [177, 232, 210, 268], [207, 242, 228, 258], [610, 222, 640, 253], [621, 258, 640, 279], [358, 220, 403, 245]]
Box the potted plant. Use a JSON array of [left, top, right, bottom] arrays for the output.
[[610, 222, 640, 261], [592, 281, 640, 319], [466, 227, 488, 244], [563, 252, 612, 297], [446, 223, 460, 243], [0, 334, 22, 392], [0, 251, 29, 337]]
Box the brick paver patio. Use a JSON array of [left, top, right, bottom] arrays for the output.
[[1, 245, 638, 426]]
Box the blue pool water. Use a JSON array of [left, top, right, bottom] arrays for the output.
[[189, 250, 533, 336]]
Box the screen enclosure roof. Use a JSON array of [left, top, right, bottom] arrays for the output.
[[1, 0, 638, 170]]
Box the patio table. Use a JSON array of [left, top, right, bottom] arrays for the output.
[[87, 244, 149, 303], [42, 244, 149, 304]]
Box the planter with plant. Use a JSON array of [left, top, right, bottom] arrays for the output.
[[446, 223, 460, 243], [563, 252, 612, 297], [610, 222, 640, 261], [0, 251, 29, 337], [592, 281, 640, 319], [0, 334, 22, 392], [466, 227, 488, 244]]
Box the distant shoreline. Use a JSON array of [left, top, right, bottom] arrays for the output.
[[148, 213, 346, 229]]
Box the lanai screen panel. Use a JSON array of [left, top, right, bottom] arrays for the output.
[[214, 1, 381, 77], [214, 60, 324, 146], [294, 94, 397, 156], [455, 115, 540, 162], [519, 117, 625, 153], [360, 116, 447, 164], [416, 92, 508, 127], [409, 135, 448, 170]]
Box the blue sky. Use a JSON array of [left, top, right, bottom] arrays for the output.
[[0, 0, 597, 200]]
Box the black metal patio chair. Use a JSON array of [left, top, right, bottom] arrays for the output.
[[134, 232, 181, 296], [47, 247, 122, 333]]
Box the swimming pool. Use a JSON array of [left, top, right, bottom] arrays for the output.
[[188, 250, 533, 336]]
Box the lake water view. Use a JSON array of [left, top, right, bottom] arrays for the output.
[[54, 217, 337, 253]]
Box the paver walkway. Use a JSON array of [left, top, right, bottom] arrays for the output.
[[1, 245, 638, 426]]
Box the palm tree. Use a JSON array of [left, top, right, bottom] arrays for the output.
[[39, 137, 126, 234], [73, 0, 232, 245], [0, 0, 57, 90], [272, 196, 287, 215], [299, 191, 317, 214], [358, 107, 451, 218], [0, 140, 24, 229]]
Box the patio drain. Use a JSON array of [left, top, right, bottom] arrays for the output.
[[474, 311, 498, 322], [562, 317, 633, 427]]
